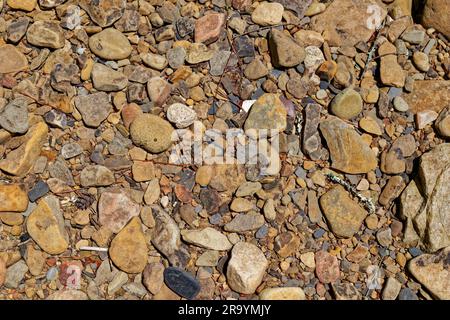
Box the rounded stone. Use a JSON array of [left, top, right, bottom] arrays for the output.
[[89, 28, 132, 60], [393, 96, 409, 112], [330, 88, 363, 120], [130, 114, 174, 153], [412, 51, 430, 72], [166, 103, 197, 128]]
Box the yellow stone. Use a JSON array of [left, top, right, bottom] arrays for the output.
[[81, 58, 94, 81], [0, 184, 28, 212], [260, 287, 306, 300], [7, 0, 36, 11], [360, 117, 382, 135], [0, 122, 48, 176]]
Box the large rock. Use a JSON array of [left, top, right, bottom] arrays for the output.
[[181, 227, 232, 251], [0, 122, 48, 176], [269, 29, 305, 68], [80, 0, 126, 27], [27, 196, 69, 255], [319, 116, 377, 174], [422, 0, 450, 40], [130, 114, 174, 154], [310, 0, 387, 46], [89, 28, 132, 60], [408, 247, 449, 300], [244, 93, 287, 135], [320, 185, 367, 238], [98, 189, 140, 233], [109, 217, 148, 273], [226, 242, 268, 294], [0, 44, 28, 74], [0, 184, 28, 212], [27, 21, 65, 49], [402, 80, 450, 114]]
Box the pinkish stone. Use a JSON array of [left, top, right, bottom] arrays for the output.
[[315, 251, 340, 284], [147, 77, 171, 107], [195, 13, 225, 44], [98, 189, 140, 233], [121, 103, 143, 129]]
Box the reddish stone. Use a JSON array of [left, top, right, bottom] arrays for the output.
[[315, 251, 340, 284], [194, 13, 225, 44], [174, 184, 192, 203], [121, 103, 143, 129], [232, 0, 251, 10], [98, 189, 140, 233], [59, 261, 84, 288]]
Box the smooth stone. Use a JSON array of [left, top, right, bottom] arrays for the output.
[[89, 28, 132, 60], [224, 212, 265, 233], [330, 88, 362, 120], [412, 51, 430, 72], [269, 29, 305, 68], [181, 227, 232, 251], [7, 0, 36, 11], [147, 77, 172, 107], [164, 267, 200, 300], [380, 55, 405, 87], [393, 96, 409, 112], [436, 106, 450, 138], [27, 20, 65, 49], [382, 277, 402, 300], [109, 217, 148, 273], [91, 63, 128, 92], [226, 242, 268, 294], [28, 180, 49, 202], [143, 262, 164, 294], [0, 98, 28, 134], [259, 287, 306, 300], [244, 59, 268, 80], [60, 143, 82, 159], [74, 92, 112, 127], [251, 2, 284, 26]]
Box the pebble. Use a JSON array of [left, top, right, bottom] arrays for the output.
[[143, 262, 164, 295], [109, 217, 148, 273], [251, 2, 284, 26], [0, 98, 29, 134], [61, 143, 83, 159], [269, 29, 305, 68], [330, 88, 362, 120], [412, 51, 430, 72], [393, 96, 409, 112], [130, 114, 174, 153], [98, 189, 140, 233], [195, 13, 225, 44], [0, 184, 28, 212], [181, 227, 232, 251], [0, 44, 28, 74], [224, 212, 265, 233], [259, 287, 306, 300], [80, 165, 115, 187], [75, 92, 113, 128], [166, 103, 197, 129], [7, 0, 36, 11], [80, 0, 125, 27], [164, 267, 201, 300], [27, 21, 65, 49], [89, 28, 132, 60], [4, 260, 28, 288], [398, 288, 419, 300], [244, 93, 287, 135], [28, 180, 49, 202], [91, 63, 128, 92], [315, 251, 340, 284], [226, 242, 268, 294]]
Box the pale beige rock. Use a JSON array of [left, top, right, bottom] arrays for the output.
[[181, 227, 232, 251], [89, 28, 132, 60], [259, 287, 306, 300], [0, 45, 28, 74]]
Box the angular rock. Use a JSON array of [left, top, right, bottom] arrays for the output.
[[147, 77, 172, 107], [224, 212, 265, 233], [244, 93, 287, 135], [0, 122, 48, 176], [98, 189, 140, 233], [402, 80, 450, 114], [315, 251, 340, 284], [382, 277, 402, 300], [408, 247, 450, 300], [181, 227, 232, 251], [27, 195, 69, 255], [7, 0, 36, 11], [80, 165, 115, 187], [27, 21, 65, 49], [143, 262, 164, 295], [319, 116, 377, 174], [80, 0, 125, 28], [320, 185, 367, 238], [269, 29, 305, 68], [380, 55, 405, 87], [109, 217, 148, 273], [74, 92, 112, 127], [0, 44, 28, 74], [194, 13, 225, 44], [226, 242, 268, 294], [91, 63, 128, 92], [4, 260, 28, 288], [166, 103, 197, 129]]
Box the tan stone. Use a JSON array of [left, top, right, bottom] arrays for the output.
[[0, 44, 28, 74], [7, 0, 36, 11], [403, 80, 450, 114], [0, 184, 28, 212], [260, 287, 306, 300]]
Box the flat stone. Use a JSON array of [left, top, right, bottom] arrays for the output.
[[408, 246, 450, 300], [320, 185, 367, 238], [98, 189, 140, 233], [226, 242, 268, 294], [89, 28, 132, 60], [147, 77, 172, 107], [74, 92, 112, 127], [25, 244, 46, 276], [0, 44, 28, 74], [230, 198, 253, 212], [195, 13, 225, 44], [143, 262, 164, 294], [166, 103, 197, 129], [28, 180, 49, 202], [224, 212, 265, 233], [331, 283, 361, 300], [382, 277, 402, 300], [209, 50, 231, 76], [151, 208, 183, 265], [61, 143, 82, 160], [0, 98, 28, 134], [109, 217, 148, 273], [0, 122, 48, 176], [330, 88, 362, 120], [80, 0, 125, 27], [380, 55, 405, 87], [269, 29, 305, 68], [0, 184, 28, 212], [7, 0, 36, 11], [244, 59, 268, 80], [251, 2, 284, 26], [379, 176, 406, 207], [91, 63, 128, 92], [315, 250, 340, 284], [27, 21, 65, 49], [196, 250, 220, 267], [186, 43, 214, 64], [244, 93, 287, 135], [403, 80, 450, 114], [181, 227, 232, 251], [130, 114, 174, 153], [259, 287, 306, 300], [359, 117, 382, 135], [310, 0, 387, 47], [164, 267, 200, 300], [27, 195, 69, 255], [80, 165, 115, 187], [141, 52, 168, 71], [274, 232, 301, 258], [319, 116, 377, 174]]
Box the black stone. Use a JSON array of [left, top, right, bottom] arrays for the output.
[[163, 267, 201, 300], [28, 180, 49, 202]]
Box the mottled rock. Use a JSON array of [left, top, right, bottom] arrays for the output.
[[80, 165, 115, 187], [147, 77, 172, 107], [244, 93, 287, 135], [74, 92, 112, 127], [27, 21, 65, 49], [224, 212, 265, 233], [403, 80, 450, 114], [194, 13, 225, 44], [143, 262, 164, 295], [91, 63, 128, 92], [80, 0, 125, 27], [320, 185, 367, 238], [0, 184, 28, 212], [330, 88, 362, 120], [130, 114, 174, 153], [166, 103, 197, 129], [4, 260, 28, 288], [315, 251, 340, 284], [98, 189, 140, 233]]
